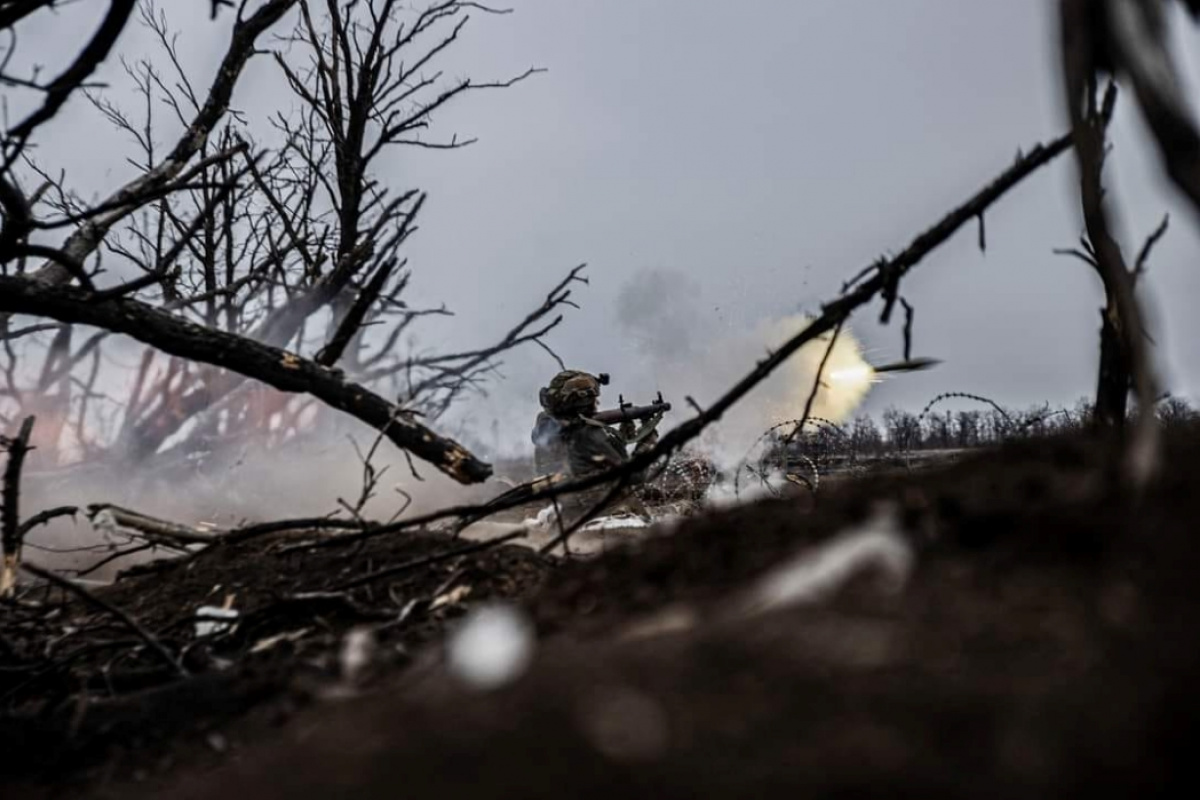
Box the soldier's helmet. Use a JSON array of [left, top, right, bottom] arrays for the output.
[[540, 370, 605, 416]]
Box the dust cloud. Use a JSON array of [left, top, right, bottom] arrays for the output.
[[17, 412, 499, 580], [12, 265, 877, 579], [615, 268, 875, 468]]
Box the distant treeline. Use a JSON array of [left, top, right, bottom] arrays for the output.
[[785, 395, 1197, 457]]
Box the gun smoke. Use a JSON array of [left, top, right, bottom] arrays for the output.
[[8, 263, 876, 581], [615, 268, 875, 469]]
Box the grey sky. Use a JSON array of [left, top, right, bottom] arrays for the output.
[[16, 1, 1200, 455]]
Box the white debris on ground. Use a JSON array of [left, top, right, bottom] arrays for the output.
[[581, 514, 650, 531], [741, 502, 914, 615], [645, 513, 684, 534], [193, 605, 239, 638], [703, 472, 791, 509], [522, 504, 560, 529], [89, 507, 123, 538], [446, 603, 536, 691], [522, 505, 651, 532], [339, 627, 377, 685]]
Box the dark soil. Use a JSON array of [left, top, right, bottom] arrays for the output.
[[6, 427, 1200, 798], [0, 525, 552, 791]]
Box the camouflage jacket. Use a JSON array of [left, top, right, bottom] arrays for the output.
[[531, 412, 570, 475], [532, 413, 633, 477], [562, 417, 630, 476]]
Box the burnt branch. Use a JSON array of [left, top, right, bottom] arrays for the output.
[[315, 254, 406, 366], [11, 0, 299, 288], [0, 276, 492, 482], [17, 505, 78, 538], [1, 414, 34, 597], [6, 0, 138, 144], [900, 297, 915, 362], [0, 2, 61, 32], [1134, 213, 1170, 280], [1061, 4, 1161, 488]]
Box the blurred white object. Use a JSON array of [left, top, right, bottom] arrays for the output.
[[90, 508, 120, 537], [524, 507, 649, 532], [578, 685, 670, 762], [339, 627, 377, 684], [520, 504, 559, 529], [446, 603, 535, 690], [704, 473, 789, 509], [582, 514, 649, 531], [194, 605, 239, 637], [744, 503, 913, 614]]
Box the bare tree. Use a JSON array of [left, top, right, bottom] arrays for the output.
[[1052, 83, 1169, 434], [1059, 5, 1165, 487], [0, 1, 577, 484]]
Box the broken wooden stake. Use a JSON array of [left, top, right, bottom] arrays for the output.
[[86, 503, 225, 546], [1, 416, 36, 598]]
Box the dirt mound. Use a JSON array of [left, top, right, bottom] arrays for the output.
[[0, 526, 552, 791], [6, 427, 1200, 798]]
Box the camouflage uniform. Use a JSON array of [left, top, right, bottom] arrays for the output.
[[531, 411, 569, 476], [531, 370, 660, 524], [532, 370, 599, 476]]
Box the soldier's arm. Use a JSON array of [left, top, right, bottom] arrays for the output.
[[567, 425, 628, 474], [572, 424, 664, 490]]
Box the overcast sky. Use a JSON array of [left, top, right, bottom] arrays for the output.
[[17, 1, 1200, 455]]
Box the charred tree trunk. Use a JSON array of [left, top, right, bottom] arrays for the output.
[[1, 416, 35, 597], [1093, 301, 1130, 430], [1060, 1, 1163, 488]]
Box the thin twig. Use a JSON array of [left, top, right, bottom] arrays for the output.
[[20, 561, 188, 677], [1133, 213, 1170, 279]]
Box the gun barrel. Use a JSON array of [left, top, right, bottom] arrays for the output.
[[591, 401, 671, 425]]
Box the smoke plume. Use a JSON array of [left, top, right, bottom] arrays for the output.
[[615, 268, 874, 468]]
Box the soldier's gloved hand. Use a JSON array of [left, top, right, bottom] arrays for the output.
[[633, 429, 659, 456], [618, 419, 637, 442]]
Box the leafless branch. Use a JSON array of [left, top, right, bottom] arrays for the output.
[[0, 275, 492, 482], [1134, 213, 1170, 279]]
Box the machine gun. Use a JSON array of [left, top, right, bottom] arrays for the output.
[[591, 392, 671, 426]]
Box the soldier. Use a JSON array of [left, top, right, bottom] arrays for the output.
[[531, 369, 662, 522]]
